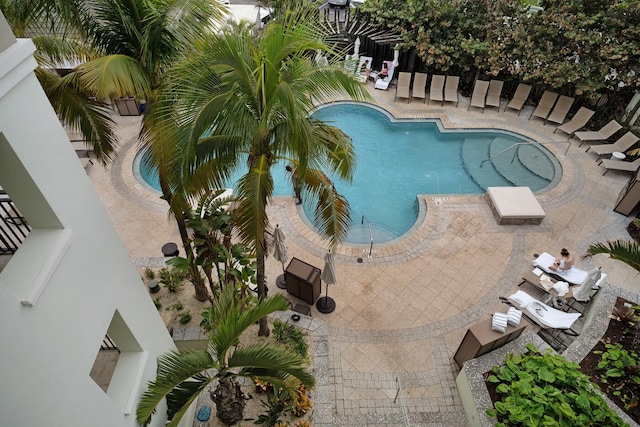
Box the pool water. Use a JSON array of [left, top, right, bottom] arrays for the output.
[[135, 103, 561, 244]]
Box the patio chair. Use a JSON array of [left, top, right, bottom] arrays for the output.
[[444, 75, 460, 107], [411, 72, 428, 103], [532, 252, 607, 287], [504, 290, 581, 331], [529, 91, 559, 122], [574, 120, 623, 147], [467, 80, 489, 112], [554, 107, 595, 136], [355, 56, 372, 83], [545, 95, 574, 125], [485, 79, 504, 112], [504, 83, 532, 115], [599, 157, 640, 175], [374, 60, 395, 90], [428, 74, 445, 105], [395, 72, 412, 102], [587, 132, 639, 157]]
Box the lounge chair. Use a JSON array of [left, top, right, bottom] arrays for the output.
[[599, 157, 640, 175], [428, 74, 445, 105], [504, 83, 532, 115], [411, 72, 428, 103], [505, 290, 581, 331], [355, 56, 372, 83], [545, 95, 574, 125], [588, 132, 639, 157], [529, 91, 559, 122], [444, 75, 460, 107], [532, 252, 607, 287], [395, 72, 412, 102], [574, 120, 622, 147], [374, 60, 395, 90], [485, 79, 504, 112], [467, 80, 489, 112], [554, 107, 595, 136]]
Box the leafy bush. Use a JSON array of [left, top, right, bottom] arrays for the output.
[[594, 343, 640, 411], [254, 392, 289, 426], [272, 319, 308, 358], [486, 343, 626, 426], [177, 311, 192, 325], [291, 385, 312, 417], [158, 267, 184, 293], [144, 267, 156, 280]]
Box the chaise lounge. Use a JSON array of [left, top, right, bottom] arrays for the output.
[[554, 107, 595, 136]]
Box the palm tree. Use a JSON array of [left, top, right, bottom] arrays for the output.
[[146, 10, 371, 334], [584, 239, 640, 272], [0, 0, 117, 164], [136, 285, 314, 426]]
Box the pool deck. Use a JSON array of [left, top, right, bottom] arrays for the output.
[[90, 83, 640, 426]]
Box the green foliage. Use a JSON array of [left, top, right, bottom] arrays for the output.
[[158, 267, 184, 293], [153, 296, 162, 311], [144, 268, 156, 280], [272, 320, 309, 359], [254, 391, 290, 426], [169, 302, 183, 311], [584, 239, 640, 272], [485, 344, 626, 426], [594, 343, 640, 411], [177, 311, 192, 325]]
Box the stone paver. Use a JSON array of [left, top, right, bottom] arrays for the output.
[[89, 84, 640, 426]]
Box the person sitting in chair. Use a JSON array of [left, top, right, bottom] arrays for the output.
[[376, 62, 389, 81], [549, 248, 574, 273]]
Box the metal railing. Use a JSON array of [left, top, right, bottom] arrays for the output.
[[480, 140, 572, 169], [361, 215, 374, 258], [394, 376, 410, 427], [0, 194, 30, 255], [100, 335, 120, 352]]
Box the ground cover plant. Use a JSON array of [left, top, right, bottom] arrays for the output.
[[580, 297, 640, 423], [485, 343, 626, 426]]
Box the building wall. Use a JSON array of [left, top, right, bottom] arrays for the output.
[[0, 13, 178, 427]]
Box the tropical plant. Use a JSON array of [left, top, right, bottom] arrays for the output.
[[273, 319, 309, 359], [145, 9, 370, 334], [0, 0, 117, 163], [136, 285, 314, 426], [486, 343, 626, 426], [584, 239, 640, 273], [594, 343, 640, 411]]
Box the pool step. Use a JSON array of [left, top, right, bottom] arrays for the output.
[[461, 137, 512, 190], [516, 144, 556, 181], [490, 138, 551, 189]]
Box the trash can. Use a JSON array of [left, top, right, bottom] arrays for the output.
[[285, 257, 321, 304]]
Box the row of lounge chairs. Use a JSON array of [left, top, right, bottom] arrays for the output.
[[468, 79, 503, 113], [394, 73, 460, 106]]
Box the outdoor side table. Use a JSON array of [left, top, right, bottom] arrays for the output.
[[454, 316, 528, 367], [285, 257, 321, 305]]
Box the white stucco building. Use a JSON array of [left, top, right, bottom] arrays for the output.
[[0, 12, 179, 427]]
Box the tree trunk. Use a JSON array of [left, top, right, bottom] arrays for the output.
[[256, 253, 270, 337], [160, 179, 209, 302], [210, 377, 246, 425]]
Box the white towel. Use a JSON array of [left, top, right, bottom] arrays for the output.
[[508, 290, 580, 329], [492, 312, 508, 333], [540, 274, 554, 291], [507, 307, 523, 327], [552, 281, 569, 297]]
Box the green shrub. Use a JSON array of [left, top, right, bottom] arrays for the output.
[[486, 343, 626, 426], [594, 343, 640, 411], [153, 297, 162, 311], [144, 267, 156, 280], [158, 267, 184, 293], [272, 319, 308, 358], [177, 311, 192, 325]]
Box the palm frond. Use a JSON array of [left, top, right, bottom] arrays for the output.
[[230, 344, 315, 388], [136, 349, 216, 426], [584, 239, 640, 272], [77, 54, 151, 98]]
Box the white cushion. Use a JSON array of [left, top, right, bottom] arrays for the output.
[[492, 312, 508, 333], [507, 307, 522, 327]]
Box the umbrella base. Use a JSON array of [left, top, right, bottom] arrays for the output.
[[316, 296, 336, 313], [276, 274, 287, 289]]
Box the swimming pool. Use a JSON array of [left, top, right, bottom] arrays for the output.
[[134, 103, 561, 244]]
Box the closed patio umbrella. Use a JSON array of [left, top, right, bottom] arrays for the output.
[[272, 224, 288, 289], [317, 249, 337, 313]]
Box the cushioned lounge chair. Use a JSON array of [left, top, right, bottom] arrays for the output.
[[467, 80, 489, 112], [504, 83, 532, 115], [444, 75, 460, 107], [506, 290, 581, 330], [599, 157, 640, 175], [428, 75, 445, 105], [574, 120, 622, 147], [355, 56, 372, 83], [374, 61, 395, 90], [411, 72, 428, 103], [485, 79, 503, 112], [395, 72, 411, 102], [545, 95, 574, 125], [587, 132, 639, 157], [529, 91, 559, 122], [554, 107, 595, 136], [532, 252, 607, 287]]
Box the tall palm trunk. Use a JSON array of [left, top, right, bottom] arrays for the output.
[[210, 377, 246, 425], [159, 178, 209, 301], [256, 252, 270, 336]]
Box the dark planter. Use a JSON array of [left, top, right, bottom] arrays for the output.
[[627, 221, 640, 243]]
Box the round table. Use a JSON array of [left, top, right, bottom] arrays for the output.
[[161, 242, 179, 257], [611, 151, 626, 160]]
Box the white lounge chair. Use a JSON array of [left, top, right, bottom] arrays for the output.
[[504, 83, 532, 115], [507, 290, 581, 330], [554, 107, 595, 136], [355, 56, 372, 83], [587, 132, 639, 157], [374, 60, 395, 90], [532, 252, 607, 287], [468, 80, 489, 112]]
